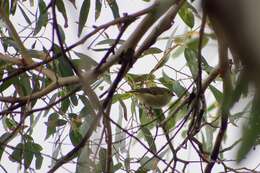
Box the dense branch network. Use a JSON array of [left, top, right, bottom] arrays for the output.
[[0, 0, 259, 173]]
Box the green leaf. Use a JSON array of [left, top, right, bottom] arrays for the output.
[[35, 153, 43, 169], [185, 44, 214, 74], [159, 72, 187, 97], [139, 156, 158, 171], [99, 147, 107, 172], [9, 143, 23, 162], [17, 73, 32, 96], [34, 0, 48, 35], [230, 72, 249, 106], [237, 96, 260, 162], [0, 74, 16, 93], [96, 38, 125, 45], [95, 0, 102, 20], [56, 51, 74, 77], [141, 47, 163, 57], [166, 101, 189, 131], [45, 113, 59, 139], [107, 0, 120, 20], [184, 48, 198, 79], [69, 128, 83, 146], [178, 2, 194, 28], [0, 132, 11, 160], [30, 142, 43, 169], [24, 142, 34, 169], [78, 0, 90, 36], [187, 37, 209, 51], [209, 85, 223, 104], [112, 163, 123, 172], [73, 51, 98, 70], [178, 3, 195, 28], [115, 108, 126, 153], [56, 0, 68, 27], [4, 117, 17, 130], [203, 125, 214, 152], [31, 143, 43, 153], [18, 4, 31, 25], [57, 24, 66, 42], [141, 127, 157, 153], [61, 96, 70, 113], [112, 93, 132, 104]]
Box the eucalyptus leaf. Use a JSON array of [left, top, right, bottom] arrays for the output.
[[78, 0, 90, 36]]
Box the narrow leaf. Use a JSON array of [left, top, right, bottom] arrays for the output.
[[78, 0, 90, 36]]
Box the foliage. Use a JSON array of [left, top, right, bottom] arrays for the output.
[[0, 0, 259, 172]]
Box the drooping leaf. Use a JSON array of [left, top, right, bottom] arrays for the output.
[[115, 105, 126, 153], [35, 153, 43, 169], [18, 5, 31, 25], [69, 128, 83, 146], [99, 147, 108, 172], [95, 0, 102, 20], [0, 132, 11, 160], [57, 24, 66, 42], [60, 91, 70, 113], [141, 127, 157, 153], [184, 48, 198, 79], [237, 95, 260, 162], [209, 85, 223, 104], [56, 0, 68, 27], [107, 0, 120, 20], [9, 143, 23, 163], [230, 72, 249, 106], [45, 113, 59, 139], [24, 142, 34, 169], [178, 2, 194, 28], [34, 0, 48, 35], [78, 0, 90, 36], [17, 73, 32, 96]]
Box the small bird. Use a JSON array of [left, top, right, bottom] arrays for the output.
[[127, 87, 174, 108]]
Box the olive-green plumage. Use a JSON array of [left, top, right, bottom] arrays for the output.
[[128, 87, 174, 108]]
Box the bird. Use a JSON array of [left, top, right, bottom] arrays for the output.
[[127, 87, 174, 108]]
